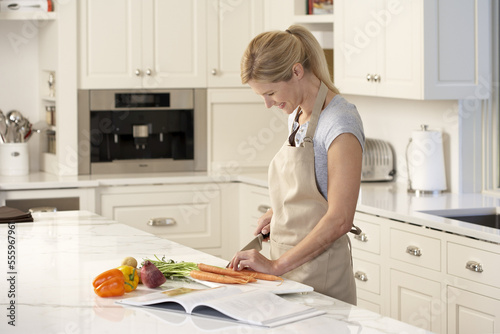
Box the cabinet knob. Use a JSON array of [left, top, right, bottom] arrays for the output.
[[146, 68, 152, 76], [354, 233, 368, 242], [135, 69, 142, 76], [366, 74, 372, 82], [465, 261, 483, 273], [354, 271, 368, 282], [406, 245, 422, 257], [258, 205, 271, 213], [147, 217, 176, 226], [373, 74, 381, 82], [211, 68, 217, 76]]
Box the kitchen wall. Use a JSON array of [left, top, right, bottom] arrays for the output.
[[0, 10, 492, 194], [346, 94, 460, 193], [0, 20, 41, 171]]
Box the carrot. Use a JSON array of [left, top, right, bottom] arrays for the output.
[[238, 270, 284, 284], [197, 263, 257, 282], [189, 270, 250, 284]]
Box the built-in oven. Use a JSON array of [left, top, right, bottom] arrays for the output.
[[77, 89, 207, 174]]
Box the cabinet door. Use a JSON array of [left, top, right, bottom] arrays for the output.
[[100, 186, 221, 250], [208, 88, 288, 170], [390, 270, 443, 333], [376, 0, 422, 99], [207, 0, 264, 87], [143, 0, 207, 88], [334, 0, 380, 96], [334, 0, 491, 100], [448, 287, 500, 334], [79, 0, 143, 89]]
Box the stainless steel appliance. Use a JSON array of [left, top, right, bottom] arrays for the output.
[[361, 138, 395, 182], [78, 89, 207, 174]]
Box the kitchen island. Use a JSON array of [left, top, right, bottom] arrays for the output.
[[0, 210, 428, 333]]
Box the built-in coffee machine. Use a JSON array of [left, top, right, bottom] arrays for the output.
[[78, 89, 207, 174]]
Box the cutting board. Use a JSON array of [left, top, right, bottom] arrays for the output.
[[189, 276, 313, 295]]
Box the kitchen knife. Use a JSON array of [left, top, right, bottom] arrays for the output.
[[226, 232, 270, 267], [239, 232, 270, 252]]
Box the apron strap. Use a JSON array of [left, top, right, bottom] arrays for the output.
[[303, 81, 328, 144]]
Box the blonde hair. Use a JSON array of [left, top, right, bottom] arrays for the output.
[[241, 25, 338, 94]]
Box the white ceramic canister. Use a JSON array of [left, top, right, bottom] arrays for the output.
[[0, 143, 29, 176], [406, 125, 446, 193]]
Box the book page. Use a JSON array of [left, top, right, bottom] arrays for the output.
[[192, 289, 325, 327], [117, 286, 242, 313]]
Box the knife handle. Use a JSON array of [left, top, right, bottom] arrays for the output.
[[261, 232, 270, 239]]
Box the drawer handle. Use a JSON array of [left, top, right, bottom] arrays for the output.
[[406, 245, 422, 257], [258, 205, 271, 213], [354, 233, 368, 242], [354, 271, 368, 282], [147, 218, 176, 227], [465, 261, 483, 273]]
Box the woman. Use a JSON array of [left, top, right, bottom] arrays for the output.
[[228, 25, 365, 305]]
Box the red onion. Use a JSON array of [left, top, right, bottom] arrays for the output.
[[140, 260, 167, 288]]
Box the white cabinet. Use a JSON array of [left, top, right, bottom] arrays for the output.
[[355, 210, 500, 334], [351, 212, 384, 314], [98, 184, 222, 256], [334, 0, 492, 100], [447, 287, 500, 334], [446, 238, 500, 334], [207, 88, 288, 171], [390, 270, 443, 333], [238, 183, 271, 259], [207, 0, 264, 87], [79, 0, 207, 89]]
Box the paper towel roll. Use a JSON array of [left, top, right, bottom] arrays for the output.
[[408, 127, 446, 192]]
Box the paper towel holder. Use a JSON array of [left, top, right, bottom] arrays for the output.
[[405, 124, 446, 196]]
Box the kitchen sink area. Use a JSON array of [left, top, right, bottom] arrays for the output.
[[420, 207, 500, 230]]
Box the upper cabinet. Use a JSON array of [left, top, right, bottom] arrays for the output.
[[78, 0, 207, 89], [334, 0, 492, 100], [207, 0, 264, 87], [79, 0, 267, 89]]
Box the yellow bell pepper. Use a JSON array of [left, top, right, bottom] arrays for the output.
[[117, 265, 139, 292]]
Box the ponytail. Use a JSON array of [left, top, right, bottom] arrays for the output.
[[241, 25, 338, 94]]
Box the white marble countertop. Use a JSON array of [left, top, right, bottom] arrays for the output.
[[0, 211, 427, 333], [356, 182, 500, 244], [0, 170, 270, 190], [2, 170, 500, 243]]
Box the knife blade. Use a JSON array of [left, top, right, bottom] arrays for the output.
[[226, 232, 270, 268], [240, 232, 270, 252]]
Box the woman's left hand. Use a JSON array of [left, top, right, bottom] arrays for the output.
[[228, 249, 279, 275]]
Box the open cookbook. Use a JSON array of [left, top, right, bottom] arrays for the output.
[[116, 286, 325, 328]]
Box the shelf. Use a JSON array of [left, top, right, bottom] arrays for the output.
[[41, 96, 56, 102], [0, 11, 56, 20], [293, 14, 333, 24]]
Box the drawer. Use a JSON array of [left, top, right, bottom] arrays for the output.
[[101, 190, 221, 249], [390, 228, 441, 271], [447, 242, 500, 288], [353, 257, 380, 294], [351, 218, 380, 255]]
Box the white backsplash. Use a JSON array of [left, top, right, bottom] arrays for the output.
[[0, 20, 40, 172], [345, 94, 459, 193]]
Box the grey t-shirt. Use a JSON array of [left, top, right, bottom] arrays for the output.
[[288, 94, 365, 199]]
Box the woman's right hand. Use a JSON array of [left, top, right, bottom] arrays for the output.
[[254, 208, 273, 237]]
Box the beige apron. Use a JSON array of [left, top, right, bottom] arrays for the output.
[[268, 82, 357, 304]]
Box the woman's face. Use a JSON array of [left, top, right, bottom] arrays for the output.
[[248, 79, 301, 115]]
